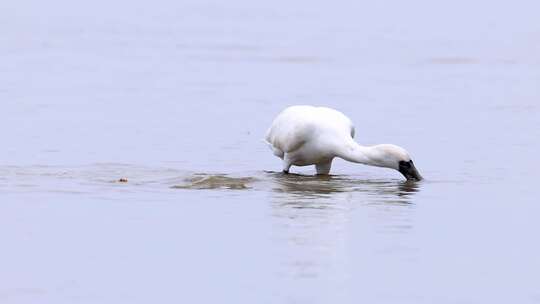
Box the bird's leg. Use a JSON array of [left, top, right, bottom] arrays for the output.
[[315, 160, 332, 175], [282, 154, 292, 174], [282, 163, 291, 174]]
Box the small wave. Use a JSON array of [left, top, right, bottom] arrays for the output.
[[172, 174, 257, 190]]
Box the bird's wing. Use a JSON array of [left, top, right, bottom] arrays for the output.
[[265, 123, 308, 154], [265, 108, 313, 154], [263, 138, 285, 158]]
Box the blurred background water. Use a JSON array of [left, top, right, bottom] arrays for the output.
[[1, 0, 540, 303]]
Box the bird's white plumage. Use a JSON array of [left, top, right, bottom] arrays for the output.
[[265, 105, 421, 178], [266, 105, 354, 154]]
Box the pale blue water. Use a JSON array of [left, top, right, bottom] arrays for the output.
[[1, 0, 540, 303]]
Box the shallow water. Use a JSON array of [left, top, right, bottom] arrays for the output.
[[2, 0, 540, 303]]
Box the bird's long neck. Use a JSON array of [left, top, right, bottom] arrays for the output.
[[335, 139, 381, 167]]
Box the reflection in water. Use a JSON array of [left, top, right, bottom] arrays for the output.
[[267, 172, 421, 290], [0, 165, 421, 199], [267, 171, 420, 204]]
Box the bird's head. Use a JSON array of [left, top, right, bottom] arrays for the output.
[[368, 144, 423, 181]]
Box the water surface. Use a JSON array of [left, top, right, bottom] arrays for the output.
[[1, 0, 540, 303]]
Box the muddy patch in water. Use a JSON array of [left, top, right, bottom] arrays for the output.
[[172, 174, 258, 190]]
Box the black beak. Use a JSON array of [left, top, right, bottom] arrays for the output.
[[398, 160, 423, 181]]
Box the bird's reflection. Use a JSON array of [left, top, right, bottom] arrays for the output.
[[266, 171, 420, 206], [267, 172, 422, 283]]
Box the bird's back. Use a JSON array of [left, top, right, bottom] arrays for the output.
[[265, 105, 354, 155]]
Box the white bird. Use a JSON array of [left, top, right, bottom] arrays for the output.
[[265, 105, 422, 180]]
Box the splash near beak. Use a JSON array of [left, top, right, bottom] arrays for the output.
[[399, 160, 423, 181]]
